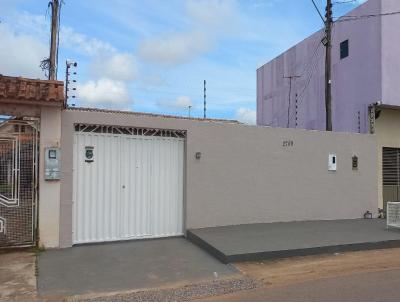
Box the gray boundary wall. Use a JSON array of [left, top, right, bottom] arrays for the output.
[[59, 109, 378, 248]]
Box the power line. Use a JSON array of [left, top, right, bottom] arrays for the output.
[[282, 34, 323, 122], [333, 0, 357, 4], [299, 38, 323, 78], [284, 75, 300, 128], [298, 45, 323, 101], [335, 11, 400, 22], [289, 25, 338, 126], [310, 0, 325, 23], [266, 36, 323, 127], [287, 23, 336, 127], [297, 2, 400, 129], [296, 44, 324, 107]]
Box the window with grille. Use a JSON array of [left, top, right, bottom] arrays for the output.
[[383, 147, 400, 186]]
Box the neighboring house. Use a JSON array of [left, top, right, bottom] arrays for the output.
[[257, 0, 400, 134], [372, 104, 400, 210]]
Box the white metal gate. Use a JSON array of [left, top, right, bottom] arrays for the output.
[[0, 118, 39, 247], [73, 125, 185, 244]]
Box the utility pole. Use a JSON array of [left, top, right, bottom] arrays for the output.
[[324, 0, 333, 131], [284, 75, 300, 128], [203, 80, 207, 119], [49, 0, 60, 80]]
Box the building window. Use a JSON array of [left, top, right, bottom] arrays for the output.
[[340, 40, 349, 59]]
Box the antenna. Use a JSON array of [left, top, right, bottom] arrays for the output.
[[203, 80, 206, 119]]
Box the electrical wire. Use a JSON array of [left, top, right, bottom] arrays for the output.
[[310, 0, 325, 23], [333, 0, 357, 4], [265, 31, 324, 127], [299, 39, 323, 78], [297, 46, 323, 104], [335, 11, 400, 23], [288, 22, 337, 126], [296, 23, 335, 109]]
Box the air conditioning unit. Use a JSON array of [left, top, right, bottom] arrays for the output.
[[387, 202, 400, 229]]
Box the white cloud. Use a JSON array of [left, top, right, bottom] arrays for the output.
[[250, 0, 283, 8], [9, 11, 116, 58], [139, 74, 167, 87], [174, 96, 193, 109], [12, 11, 49, 41], [186, 0, 236, 28], [157, 96, 193, 110], [0, 23, 47, 79], [138, 31, 211, 66], [89, 53, 138, 81], [138, 0, 238, 66], [77, 78, 131, 106], [60, 26, 116, 56], [236, 107, 256, 124]]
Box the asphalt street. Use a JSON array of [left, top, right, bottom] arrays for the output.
[[198, 268, 400, 302]]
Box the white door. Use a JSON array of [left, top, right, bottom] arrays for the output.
[[73, 130, 184, 244]]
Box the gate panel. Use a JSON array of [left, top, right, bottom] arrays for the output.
[[73, 133, 121, 244], [120, 136, 152, 239], [151, 137, 184, 237], [73, 126, 185, 244], [0, 120, 38, 247]]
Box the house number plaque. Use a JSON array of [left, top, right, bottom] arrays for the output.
[[282, 140, 294, 147]]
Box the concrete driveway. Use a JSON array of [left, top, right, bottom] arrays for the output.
[[37, 238, 238, 299]]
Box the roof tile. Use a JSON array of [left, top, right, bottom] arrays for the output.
[[0, 75, 65, 105]]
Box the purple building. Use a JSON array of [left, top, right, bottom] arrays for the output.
[[257, 0, 400, 133]]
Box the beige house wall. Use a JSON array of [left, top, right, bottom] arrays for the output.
[[59, 109, 378, 248], [374, 108, 400, 208], [38, 106, 62, 248]]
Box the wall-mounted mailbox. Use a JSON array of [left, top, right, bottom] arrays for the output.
[[328, 154, 337, 171], [45, 147, 60, 180], [85, 146, 94, 162], [195, 152, 202, 160]]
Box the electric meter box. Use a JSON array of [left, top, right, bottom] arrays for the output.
[[328, 154, 337, 171], [45, 147, 61, 180]]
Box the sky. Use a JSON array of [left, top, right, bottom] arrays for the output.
[[0, 0, 366, 123]]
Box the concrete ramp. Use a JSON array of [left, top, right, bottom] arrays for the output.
[[187, 219, 400, 263]]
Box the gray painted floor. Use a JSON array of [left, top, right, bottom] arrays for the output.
[[189, 219, 400, 261], [38, 238, 238, 297]]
